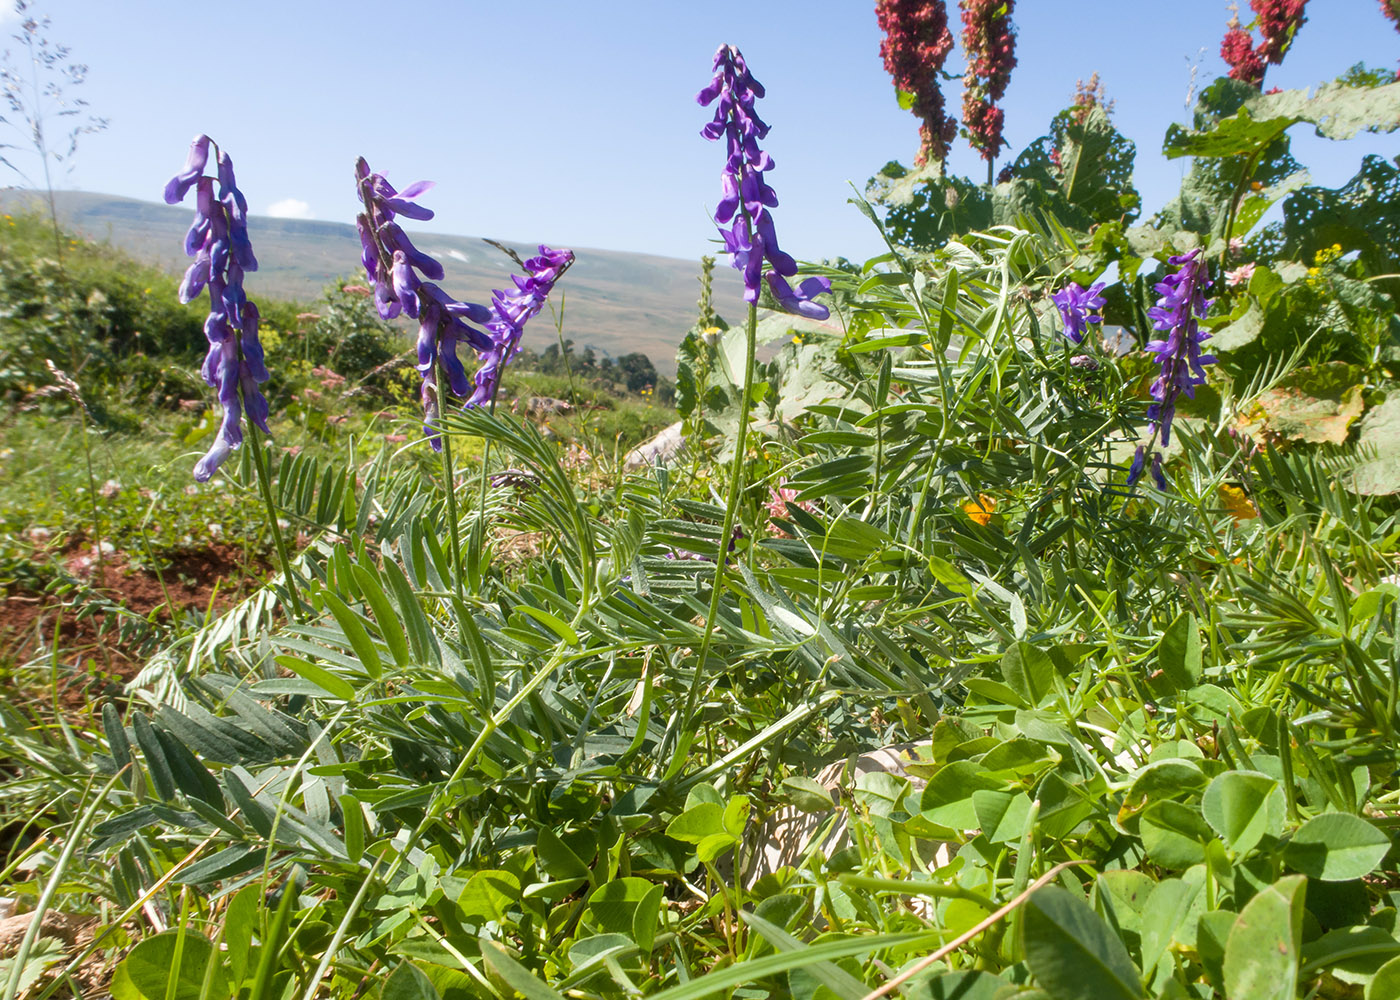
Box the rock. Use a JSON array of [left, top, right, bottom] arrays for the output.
[[0, 910, 91, 958], [743, 742, 949, 886], [624, 420, 686, 470], [521, 396, 572, 418]]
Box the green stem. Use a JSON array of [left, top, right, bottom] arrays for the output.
[[436, 361, 466, 606], [246, 419, 303, 618], [75, 402, 106, 585], [671, 299, 759, 774]]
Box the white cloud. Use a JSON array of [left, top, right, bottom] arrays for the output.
[[443, 249, 469, 263], [266, 198, 312, 219]]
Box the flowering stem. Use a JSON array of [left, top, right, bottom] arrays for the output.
[[245, 418, 303, 618], [672, 298, 758, 772], [74, 403, 106, 585], [437, 357, 466, 605]]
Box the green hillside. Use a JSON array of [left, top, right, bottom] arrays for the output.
[[0, 190, 749, 373]]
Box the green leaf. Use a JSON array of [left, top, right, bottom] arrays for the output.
[[587, 877, 655, 936], [457, 869, 522, 924], [1352, 395, 1400, 496], [634, 883, 664, 954], [1201, 771, 1284, 856], [1285, 813, 1391, 881], [274, 654, 356, 701], [1155, 613, 1202, 693], [382, 960, 443, 1000], [1119, 759, 1207, 826], [1302, 925, 1400, 979], [512, 604, 581, 646], [781, 776, 837, 813], [111, 931, 227, 1000], [971, 789, 1033, 845], [920, 762, 1006, 830], [131, 714, 174, 801], [1222, 875, 1306, 1000], [1000, 642, 1055, 706], [666, 802, 726, 843], [1021, 885, 1145, 999], [173, 844, 267, 885], [639, 931, 940, 1000], [323, 591, 383, 680], [1368, 954, 1400, 1000], [1140, 800, 1214, 869], [481, 940, 570, 1000], [222, 885, 258, 985], [536, 828, 592, 882], [742, 912, 870, 1000], [1164, 81, 1400, 160], [904, 971, 1013, 1000], [351, 563, 411, 668], [1139, 874, 1205, 981]]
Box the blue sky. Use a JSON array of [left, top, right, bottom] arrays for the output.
[[3, 1, 1396, 263]]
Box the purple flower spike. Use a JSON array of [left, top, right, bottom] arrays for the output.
[[165, 136, 274, 481], [464, 245, 575, 413], [699, 45, 828, 321], [354, 155, 496, 447], [1052, 281, 1106, 344], [1126, 249, 1214, 490], [165, 134, 211, 205]]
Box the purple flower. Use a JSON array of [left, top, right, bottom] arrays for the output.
[[1051, 281, 1106, 344], [164, 135, 270, 482], [355, 156, 491, 449], [698, 45, 829, 320], [164, 134, 211, 205], [466, 245, 574, 409], [1127, 249, 1215, 489]]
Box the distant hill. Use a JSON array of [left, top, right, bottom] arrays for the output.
[[1, 190, 750, 374]]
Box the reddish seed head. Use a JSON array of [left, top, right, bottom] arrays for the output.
[[876, 0, 958, 164]]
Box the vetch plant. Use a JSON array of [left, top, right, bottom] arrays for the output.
[[699, 46, 830, 319], [166, 136, 265, 481], [1051, 280, 1105, 344], [354, 155, 494, 600], [352, 156, 492, 447], [675, 44, 830, 771], [1129, 248, 1215, 489], [468, 245, 575, 411], [164, 134, 302, 611]]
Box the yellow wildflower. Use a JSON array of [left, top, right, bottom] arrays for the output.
[[963, 494, 997, 526], [1219, 484, 1258, 522]]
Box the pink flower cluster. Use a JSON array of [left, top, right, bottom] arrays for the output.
[[1221, 1, 1308, 87], [876, 0, 958, 166], [959, 0, 1017, 162]]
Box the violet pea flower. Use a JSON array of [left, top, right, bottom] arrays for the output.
[[1051, 281, 1106, 344], [164, 135, 273, 481], [164, 135, 211, 205]]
